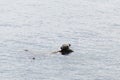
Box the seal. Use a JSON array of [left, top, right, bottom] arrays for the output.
[[59, 44, 73, 55], [52, 44, 73, 55]]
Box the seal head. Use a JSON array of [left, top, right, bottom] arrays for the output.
[[59, 44, 73, 55]]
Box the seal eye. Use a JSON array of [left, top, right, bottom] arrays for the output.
[[69, 44, 71, 47], [60, 46, 63, 49]]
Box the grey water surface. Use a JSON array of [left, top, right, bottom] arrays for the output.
[[0, 0, 120, 80]]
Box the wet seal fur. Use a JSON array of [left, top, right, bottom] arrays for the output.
[[52, 44, 73, 55]]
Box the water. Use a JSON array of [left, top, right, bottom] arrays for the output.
[[0, 0, 120, 80]]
